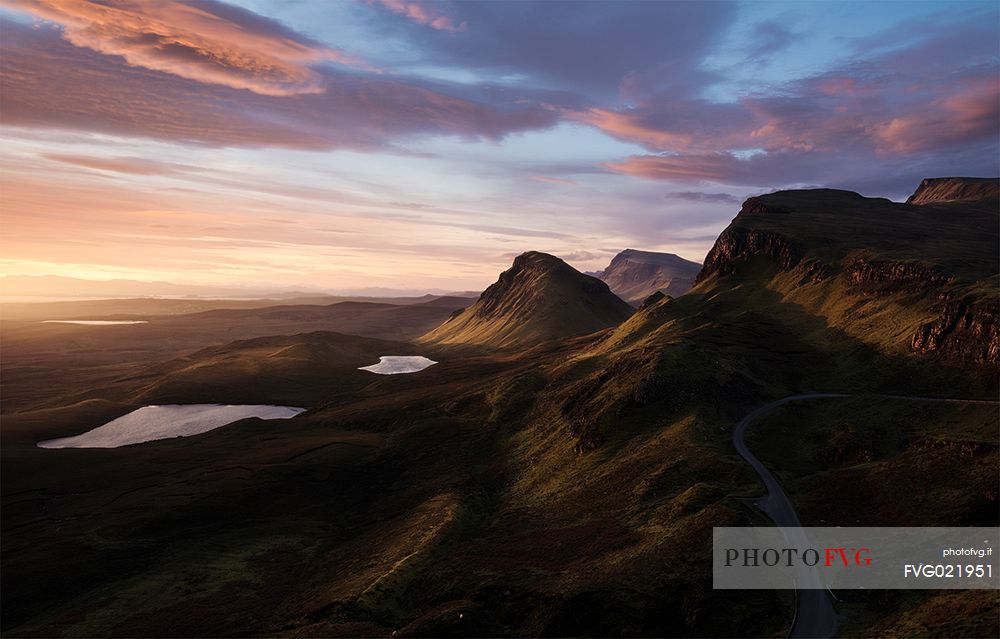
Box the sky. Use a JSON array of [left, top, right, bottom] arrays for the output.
[[1, 0, 997, 293]]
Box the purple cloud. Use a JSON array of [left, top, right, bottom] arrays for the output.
[[370, 0, 466, 32], [3, 0, 376, 95], [593, 17, 999, 191], [367, 1, 736, 99], [0, 20, 558, 150]]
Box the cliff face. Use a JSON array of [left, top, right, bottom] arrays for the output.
[[846, 257, 954, 294], [697, 227, 801, 282], [906, 177, 999, 205], [911, 299, 1000, 366], [693, 181, 999, 371], [846, 258, 997, 366], [844, 257, 999, 365]]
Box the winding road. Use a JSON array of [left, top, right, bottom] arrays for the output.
[[732, 393, 999, 639]]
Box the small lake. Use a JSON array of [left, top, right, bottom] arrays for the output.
[[359, 355, 437, 375], [37, 404, 305, 449], [42, 320, 148, 325]]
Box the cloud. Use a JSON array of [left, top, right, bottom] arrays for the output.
[[42, 153, 195, 175], [745, 21, 801, 60], [571, 101, 753, 153], [608, 153, 760, 183], [872, 76, 999, 153], [666, 191, 740, 204], [560, 250, 604, 262], [0, 20, 558, 150], [608, 143, 998, 201], [371, 0, 465, 32], [2, 0, 374, 95], [591, 18, 999, 189], [367, 1, 735, 99], [532, 176, 576, 186]]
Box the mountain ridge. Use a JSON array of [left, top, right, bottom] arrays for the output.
[[905, 176, 999, 205], [594, 249, 702, 304], [695, 183, 998, 369], [420, 251, 633, 349]]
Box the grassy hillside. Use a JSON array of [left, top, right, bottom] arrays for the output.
[[421, 252, 633, 349]]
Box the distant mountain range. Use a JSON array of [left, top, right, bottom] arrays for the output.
[[0, 275, 477, 301], [591, 249, 702, 304], [421, 251, 633, 348], [0, 275, 301, 300]]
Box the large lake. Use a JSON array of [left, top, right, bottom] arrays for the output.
[[37, 404, 305, 449], [359, 355, 437, 374]]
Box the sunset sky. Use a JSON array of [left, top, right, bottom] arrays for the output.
[[1, 0, 997, 293]]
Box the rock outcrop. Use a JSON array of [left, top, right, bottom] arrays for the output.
[[911, 299, 999, 365], [846, 257, 954, 294], [697, 227, 801, 282]]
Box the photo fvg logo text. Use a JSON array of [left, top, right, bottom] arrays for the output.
[[724, 546, 872, 569], [713, 527, 1000, 590]]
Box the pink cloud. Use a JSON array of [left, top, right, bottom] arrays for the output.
[[606, 154, 742, 182], [43, 153, 195, 175], [874, 77, 999, 153], [2, 0, 375, 95], [589, 65, 997, 187], [371, 0, 465, 32], [532, 176, 576, 186], [1, 21, 556, 150], [605, 150, 836, 186], [573, 107, 696, 150], [576, 92, 874, 157], [570, 100, 758, 154]]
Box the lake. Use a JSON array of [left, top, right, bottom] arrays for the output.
[[359, 355, 437, 374], [37, 404, 305, 448]]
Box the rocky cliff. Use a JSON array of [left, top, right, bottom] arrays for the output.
[[694, 181, 999, 370], [906, 177, 999, 205]]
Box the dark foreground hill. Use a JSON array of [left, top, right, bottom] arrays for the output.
[[421, 251, 633, 349], [2, 178, 997, 638], [594, 249, 702, 303]]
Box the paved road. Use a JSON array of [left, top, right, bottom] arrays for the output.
[[732, 393, 999, 639]]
